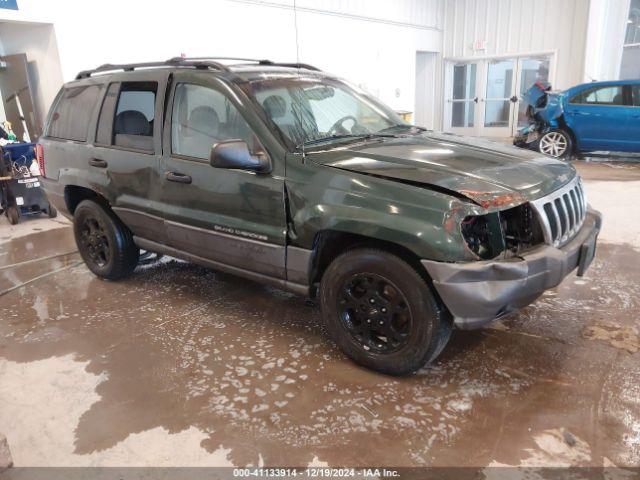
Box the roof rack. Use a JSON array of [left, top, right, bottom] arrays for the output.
[[75, 56, 322, 80], [167, 56, 322, 71], [75, 57, 230, 80]]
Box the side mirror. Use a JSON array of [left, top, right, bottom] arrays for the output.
[[210, 139, 271, 173]]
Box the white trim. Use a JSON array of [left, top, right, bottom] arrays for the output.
[[444, 49, 558, 63]]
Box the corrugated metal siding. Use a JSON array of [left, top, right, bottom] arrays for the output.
[[231, 0, 444, 29], [443, 0, 590, 89]]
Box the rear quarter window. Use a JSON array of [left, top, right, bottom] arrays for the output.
[[47, 85, 102, 141], [632, 84, 640, 106]]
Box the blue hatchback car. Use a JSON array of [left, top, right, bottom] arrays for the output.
[[514, 80, 640, 158]]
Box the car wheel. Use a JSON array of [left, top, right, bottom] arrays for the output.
[[6, 206, 19, 225], [319, 248, 452, 376], [538, 129, 573, 158], [73, 199, 139, 280], [48, 205, 58, 218]]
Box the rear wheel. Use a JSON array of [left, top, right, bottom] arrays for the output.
[[73, 199, 139, 280], [319, 248, 452, 376], [538, 129, 573, 158], [6, 205, 19, 225]]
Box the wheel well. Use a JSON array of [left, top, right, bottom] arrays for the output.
[[308, 230, 431, 296], [555, 120, 577, 152], [64, 185, 109, 214]]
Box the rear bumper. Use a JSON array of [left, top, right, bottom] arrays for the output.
[[421, 208, 602, 330]]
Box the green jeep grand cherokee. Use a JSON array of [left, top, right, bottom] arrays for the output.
[[39, 57, 602, 375]]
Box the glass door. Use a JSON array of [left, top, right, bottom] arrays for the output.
[[482, 59, 516, 137], [512, 56, 551, 135], [446, 63, 478, 135]]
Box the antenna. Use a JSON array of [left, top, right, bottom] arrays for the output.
[[293, 0, 305, 159]]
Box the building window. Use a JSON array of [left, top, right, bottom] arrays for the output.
[[621, 0, 640, 79]]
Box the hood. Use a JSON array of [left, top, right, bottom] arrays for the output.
[[307, 132, 576, 209]]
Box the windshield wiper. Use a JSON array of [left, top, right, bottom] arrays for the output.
[[298, 133, 398, 149], [378, 124, 427, 135]]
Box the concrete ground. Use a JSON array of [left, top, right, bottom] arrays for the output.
[[0, 160, 639, 469]]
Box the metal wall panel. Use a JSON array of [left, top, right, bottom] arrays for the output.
[[237, 0, 444, 29], [443, 0, 590, 89]]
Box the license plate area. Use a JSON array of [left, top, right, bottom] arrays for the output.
[[526, 131, 540, 143]]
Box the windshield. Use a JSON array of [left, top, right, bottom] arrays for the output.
[[241, 75, 409, 149]]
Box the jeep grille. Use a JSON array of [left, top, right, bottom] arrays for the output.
[[530, 176, 587, 247]]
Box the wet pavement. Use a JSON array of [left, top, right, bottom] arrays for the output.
[[0, 161, 639, 469]]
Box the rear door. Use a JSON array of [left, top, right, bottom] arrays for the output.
[[564, 84, 629, 151], [159, 71, 287, 279], [93, 72, 169, 243], [628, 83, 640, 151]]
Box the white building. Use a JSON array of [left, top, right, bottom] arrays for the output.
[[0, 0, 636, 140]]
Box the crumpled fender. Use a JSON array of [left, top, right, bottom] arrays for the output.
[[534, 93, 564, 128], [520, 83, 565, 131]]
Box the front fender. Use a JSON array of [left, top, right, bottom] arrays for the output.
[[285, 159, 484, 262]]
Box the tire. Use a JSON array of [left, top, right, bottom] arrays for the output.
[[73, 199, 139, 280], [7, 205, 19, 225], [538, 129, 573, 158], [48, 205, 58, 218], [319, 248, 452, 376]]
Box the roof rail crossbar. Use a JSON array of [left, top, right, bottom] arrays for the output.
[[167, 56, 321, 71], [167, 56, 272, 64], [264, 62, 321, 71], [75, 58, 230, 80], [75, 57, 321, 80]]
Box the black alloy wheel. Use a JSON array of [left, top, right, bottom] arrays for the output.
[[338, 273, 412, 354], [320, 248, 452, 375], [78, 216, 110, 268], [73, 199, 139, 280]]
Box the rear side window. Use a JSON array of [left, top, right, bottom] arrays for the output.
[[570, 86, 625, 106], [48, 85, 101, 141], [96, 81, 157, 152]]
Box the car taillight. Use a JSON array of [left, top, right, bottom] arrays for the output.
[[35, 144, 45, 177]]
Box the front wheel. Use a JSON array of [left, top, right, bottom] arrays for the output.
[[538, 129, 573, 158], [319, 248, 452, 376]]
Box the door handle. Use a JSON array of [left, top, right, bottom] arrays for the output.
[[89, 158, 108, 168], [165, 171, 192, 184]]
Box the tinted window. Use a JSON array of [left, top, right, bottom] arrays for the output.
[[632, 85, 640, 107], [48, 85, 101, 141], [113, 82, 157, 151], [171, 83, 257, 160], [570, 86, 625, 105]]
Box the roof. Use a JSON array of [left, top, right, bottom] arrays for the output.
[[564, 79, 640, 93]]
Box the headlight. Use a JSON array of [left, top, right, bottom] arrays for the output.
[[461, 203, 545, 260]]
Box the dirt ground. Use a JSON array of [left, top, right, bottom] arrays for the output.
[[0, 160, 638, 470]]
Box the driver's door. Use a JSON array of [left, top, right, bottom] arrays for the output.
[[159, 71, 287, 279]]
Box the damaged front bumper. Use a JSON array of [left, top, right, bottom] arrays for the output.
[[513, 123, 543, 149], [421, 208, 602, 329]]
